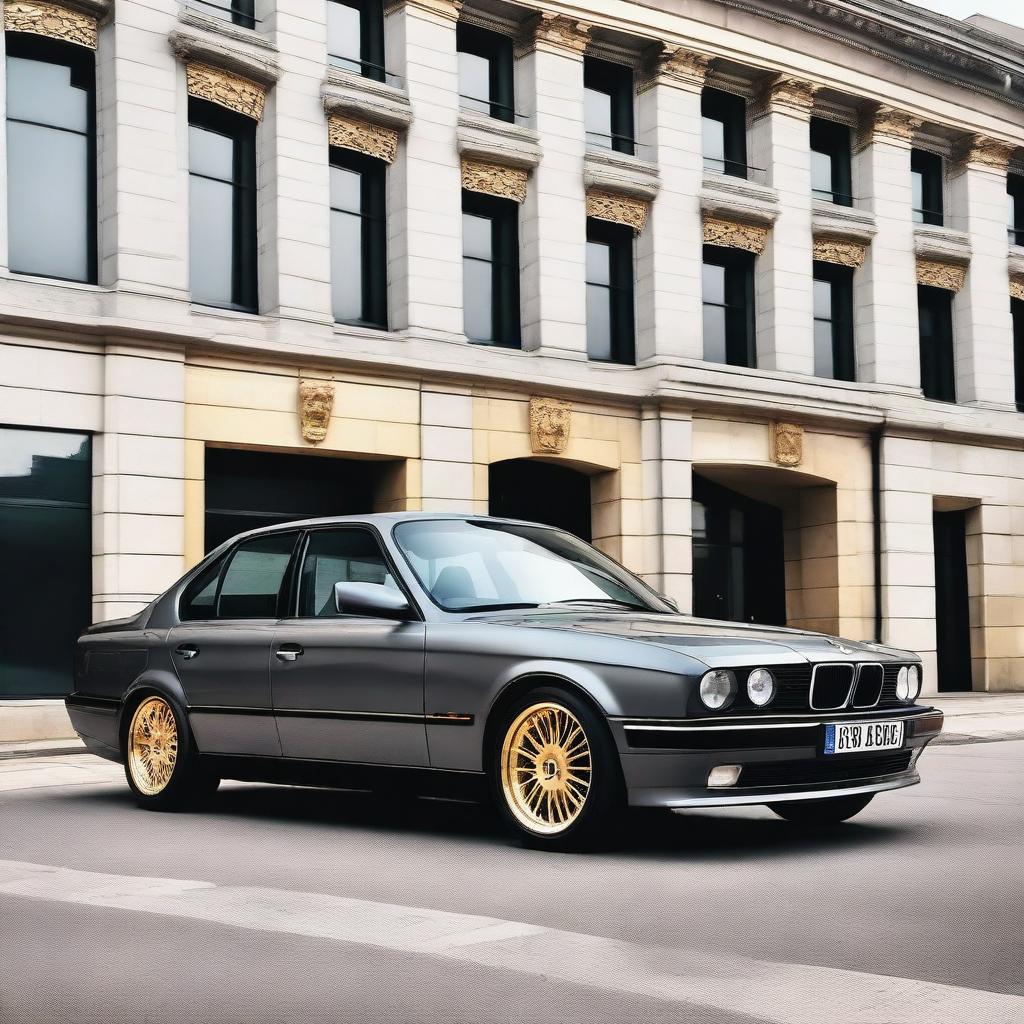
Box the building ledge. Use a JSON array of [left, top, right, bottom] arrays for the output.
[[584, 149, 661, 202], [700, 172, 779, 226], [812, 200, 876, 244], [1008, 244, 1024, 277], [169, 21, 279, 86], [322, 68, 413, 131], [914, 224, 972, 264], [456, 111, 541, 170]]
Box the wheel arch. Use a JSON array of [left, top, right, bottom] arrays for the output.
[[118, 671, 190, 754]]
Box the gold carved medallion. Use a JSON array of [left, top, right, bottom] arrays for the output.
[[299, 381, 335, 445], [772, 422, 803, 467], [529, 398, 571, 455]]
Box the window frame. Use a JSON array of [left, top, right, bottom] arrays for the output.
[[461, 189, 521, 348], [187, 96, 259, 314], [812, 261, 856, 381], [4, 32, 97, 284], [809, 117, 853, 208], [585, 217, 636, 365], [327, 0, 385, 82], [583, 56, 635, 156], [918, 284, 956, 403], [1008, 172, 1024, 248], [330, 146, 388, 329], [187, 0, 255, 30], [702, 244, 756, 369], [701, 87, 748, 179], [911, 148, 944, 227], [1013, 297, 1024, 413], [456, 22, 514, 123]]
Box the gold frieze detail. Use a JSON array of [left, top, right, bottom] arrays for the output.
[[754, 75, 818, 118], [772, 423, 803, 468], [957, 134, 1017, 172], [461, 159, 528, 203], [870, 105, 922, 143], [3, 1, 97, 48], [703, 216, 768, 255], [529, 398, 571, 455], [586, 188, 649, 232], [917, 258, 966, 293], [813, 238, 867, 269], [186, 63, 266, 121], [1010, 278, 1024, 302], [639, 44, 711, 93], [299, 381, 335, 445], [523, 11, 590, 56], [328, 114, 398, 163]]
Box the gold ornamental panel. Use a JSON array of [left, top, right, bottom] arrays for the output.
[[461, 159, 528, 203], [186, 62, 267, 122], [586, 188, 649, 233], [958, 134, 1017, 172], [813, 238, 867, 269], [1011, 278, 1024, 302], [299, 380, 335, 445], [524, 11, 590, 56], [916, 258, 966, 293], [870, 105, 922, 143], [639, 44, 712, 93], [3, 1, 97, 48], [703, 216, 768, 255], [529, 397, 571, 456], [772, 423, 803, 468], [328, 114, 398, 164]]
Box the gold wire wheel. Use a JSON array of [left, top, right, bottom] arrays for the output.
[[500, 702, 593, 835], [128, 696, 179, 797]]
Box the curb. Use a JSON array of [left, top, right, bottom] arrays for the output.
[[0, 742, 86, 761], [933, 731, 1024, 746]]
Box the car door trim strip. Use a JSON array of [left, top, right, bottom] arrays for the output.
[[188, 706, 474, 726]]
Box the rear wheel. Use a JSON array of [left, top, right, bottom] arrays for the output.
[[493, 688, 623, 851], [769, 792, 874, 824]]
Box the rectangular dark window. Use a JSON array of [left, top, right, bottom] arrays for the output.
[[216, 532, 301, 619], [1013, 298, 1024, 412], [5, 34, 96, 283], [188, 0, 255, 30], [701, 88, 747, 178], [328, 0, 385, 82], [810, 117, 852, 207], [702, 245, 755, 367], [331, 147, 387, 328], [584, 57, 634, 155], [457, 23, 514, 123], [813, 262, 855, 380], [586, 219, 635, 364], [918, 284, 955, 402], [462, 190, 520, 347], [1008, 172, 1024, 247], [298, 529, 395, 617], [188, 97, 258, 313], [912, 149, 943, 226]]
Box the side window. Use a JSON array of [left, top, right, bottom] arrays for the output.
[[298, 529, 396, 617], [179, 553, 228, 622], [217, 533, 299, 619]]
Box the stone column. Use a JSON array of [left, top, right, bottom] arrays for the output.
[[385, 0, 464, 338], [634, 46, 709, 363], [950, 136, 1017, 407], [420, 385, 475, 512], [93, 346, 186, 623], [516, 13, 589, 358], [749, 76, 817, 374], [853, 107, 921, 389]]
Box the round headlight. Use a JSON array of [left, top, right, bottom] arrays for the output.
[[896, 666, 910, 702], [907, 664, 921, 701], [699, 669, 737, 710], [747, 667, 776, 707]]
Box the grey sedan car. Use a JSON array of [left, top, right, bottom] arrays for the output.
[[67, 513, 944, 849]]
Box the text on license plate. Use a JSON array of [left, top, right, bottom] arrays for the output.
[[825, 720, 904, 754]]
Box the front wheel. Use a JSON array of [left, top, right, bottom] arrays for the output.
[[492, 688, 624, 851], [769, 792, 874, 824]]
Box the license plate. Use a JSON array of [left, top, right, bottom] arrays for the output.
[[825, 720, 904, 755]]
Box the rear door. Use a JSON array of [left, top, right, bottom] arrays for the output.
[[271, 526, 428, 766], [169, 530, 301, 756]]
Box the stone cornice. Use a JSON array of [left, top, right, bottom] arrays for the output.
[[751, 74, 819, 119], [812, 200, 876, 246], [638, 43, 712, 93], [954, 134, 1018, 174], [700, 173, 780, 228], [384, 0, 461, 23], [322, 69, 413, 131], [517, 11, 590, 58], [858, 105, 922, 149], [914, 224, 972, 266], [583, 149, 661, 203], [169, 25, 279, 88], [456, 111, 541, 170]]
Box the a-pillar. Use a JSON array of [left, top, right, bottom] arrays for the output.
[[635, 46, 708, 363], [749, 75, 817, 374], [516, 13, 590, 358]]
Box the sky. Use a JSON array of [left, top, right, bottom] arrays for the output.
[[916, 0, 1024, 27]]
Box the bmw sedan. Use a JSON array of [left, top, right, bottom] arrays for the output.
[[67, 513, 944, 849]]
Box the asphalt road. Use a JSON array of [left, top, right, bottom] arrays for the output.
[[1, 741, 1021, 1024]]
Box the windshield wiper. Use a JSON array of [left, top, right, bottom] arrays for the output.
[[455, 602, 540, 612], [544, 598, 650, 611]]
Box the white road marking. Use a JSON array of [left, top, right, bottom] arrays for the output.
[[0, 859, 1020, 1024]]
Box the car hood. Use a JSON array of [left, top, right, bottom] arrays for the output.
[[470, 609, 916, 669]]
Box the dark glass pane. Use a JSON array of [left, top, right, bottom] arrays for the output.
[[701, 89, 747, 177], [189, 174, 235, 307], [0, 428, 90, 503], [330, 164, 362, 214], [299, 529, 392, 616], [6, 54, 88, 132], [911, 170, 924, 223], [189, 0, 254, 29], [7, 121, 90, 281], [218, 532, 298, 619], [814, 319, 834, 378], [464, 257, 493, 341], [331, 208, 363, 322], [811, 150, 833, 198], [328, 0, 361, 71], [189, 123, 234, 181], [586, 283, 612, 360], [918, 285, 955, 401], [180, 553, 228, 621], [702, 261, 725, 305], [459, 50, 490, 112], [813, 276, 832, 319], [586, 239, 611, 286], [703, 304, 727, 363], [702, 116, 726, 173], [584, 87, 613, 149], [463, 212, 492, 261], [1013, 299, 1024, 411]]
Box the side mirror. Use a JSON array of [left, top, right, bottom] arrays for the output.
[[660, 594, 680, 613], [334, 582, 411, 619]]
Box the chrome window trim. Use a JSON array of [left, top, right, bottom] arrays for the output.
[[808, 661, 855, 711], [851, 661, 884, 709]]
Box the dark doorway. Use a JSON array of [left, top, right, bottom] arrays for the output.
[[933, 509, 972, 692], [692, 474, 786, 626], [488, 459, 592, 541], [204, 448, 397, 552]]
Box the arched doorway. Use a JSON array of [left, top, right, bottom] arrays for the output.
[[488, 459, 592, 540]]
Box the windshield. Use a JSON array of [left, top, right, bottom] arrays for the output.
[[393, 519, 667, 613]]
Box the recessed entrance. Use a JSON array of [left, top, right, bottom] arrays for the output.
[[204, 447, 404, 552], [933, 509, 972, 692], [488, 459, 592, 541]]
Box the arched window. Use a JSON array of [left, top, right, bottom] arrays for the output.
[[5, 33, 96, 282]]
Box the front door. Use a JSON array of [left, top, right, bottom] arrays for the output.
[[170, 530, 301, 756], [933, 510, 972, 692], [271, 526, 428, 766]]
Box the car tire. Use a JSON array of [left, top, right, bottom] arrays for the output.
[[123, 693, 218, 810], [768, 792, 874, 824], [491, 687, 624, 852]]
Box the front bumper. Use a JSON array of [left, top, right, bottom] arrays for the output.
[[609, 706, 943, 808]]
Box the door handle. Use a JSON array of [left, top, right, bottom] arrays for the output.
[[175, 644, 199, 660], [275, 644, 304, 662]]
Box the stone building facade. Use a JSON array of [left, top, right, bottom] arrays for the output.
[[1, 0, 1024, 713]]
